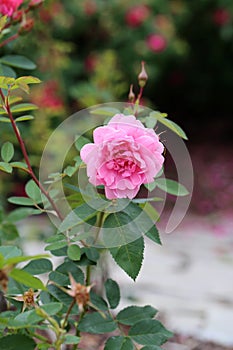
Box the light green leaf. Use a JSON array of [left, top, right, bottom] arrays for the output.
[[155, 178, 189, 196], [10, 161, 28, 170], [78, 312, 117, 334], [4, 254, 50, 267], [64, 335, 80, 345], [117, 305, 157, 326], [45, 241, 67, 252], [104, 279, 120, 309], [75, 135, 91, 151], [7, 208, 41, 222], [150, 111, 188, 140], [25, 180, 41, 202], [90, 107, 120, 116], [15, 115, 34, 122], [11, 103, 38, 113], [0, 246, 22, 260], [0, 117, 10, 122], [9, 268, 46, 290], [129, 319, 173, 346], [1, 222, 19, 241], [67, 244, 81, 261], [0, 16, 7, 32], [23, 258, 53, 275], [15, 76, 41, 85], [104, 336, 134, 350], [0, 55, 36, 70], [1, 142, 14, 162], [0, 161, 12, 173], [8, 196, 35, 206]]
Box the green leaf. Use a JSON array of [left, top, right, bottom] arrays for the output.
[[9, 268, 46, 290], [15, 115, 34, 122], [104, 279, 120, 309], [49, 271, 69, 286], [117, 305, 157, 326], [67, 245, 81, 261], [64, 335, 80, 345], [25, 180, 41, 202], [23, 258, 53, 275], [105, 336, 134, 350], [1, 222, 19, 241], [0, 64, 16, 78], [90, 291, 108, 311], [1, 143, 12, 160], [7, 208, 41, 222], [45, 241, 67, 252], [0, 334, 36, 350], [75, 135, 91, 151], [145, 116, 157, 129], [11, 103, 38, 113], [10, 161, 28, 170], [0, 55, 36, 70], [155, 178, 189, 196], [141, 346, 163, 350], [15, 76, 41, 85], [8, 196, 35, 206], [83, 247, 100, 262], [0, 246, 22, 260], [47, 284, 77, 309], [150, 112, 188, 140], [0, 16, 7, 32], [109, 236, 144, 281], [90, 107, 120, 116], [0, 161, 12, 173], [128, 319, 173, 346], [78, 312, 117, 334], [54, 261, 85, 285], [0, 117, 10, 122], [64, 165, 77, 177]]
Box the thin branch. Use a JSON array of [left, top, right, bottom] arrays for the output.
[[0, 33, 19, 48]]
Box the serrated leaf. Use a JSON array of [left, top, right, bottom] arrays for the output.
[[8, 196, 35, 206], [0, 334, 36, 350], [15, 115, 34, 122], [1, 142, 14, 162], [64, 335, 80, 345], [67, 244, 81, 261], [117, 305, 157, 326], [104, 336, 134, 350], [0, 161, 12, 173], [90, 290, 108, 311], [155, 178, 189, 196], [75, 135, 91, 151], [25, 180, 41, 202], [9, 268, 46, 290], [23, 258, 53, 275], [0, 55, 36, 70], [78, 312, 117, 334], [109, 236, 144, 280], [104, 279, 120, 309], [11, 103, 38, 113], [129, 319, 173, 345], [150, 111, 188, 140]]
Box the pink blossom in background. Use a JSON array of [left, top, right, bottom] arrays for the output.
[[80, 114, 164, 199], [0, 0, 23, 16], [213, 8, 230, 26], [125, 5, 150, 28], [146, 33, 167, 53]]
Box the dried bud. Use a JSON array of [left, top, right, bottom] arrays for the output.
[[67, 274, 92, 312], [0, 269, 8, 292], [128, 84, 135, 102], [23, 289, 36, 308], [18, 18, 34, 34], [138, 61, 148, 87]]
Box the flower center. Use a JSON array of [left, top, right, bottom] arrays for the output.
[[106, 158, 137, 177]]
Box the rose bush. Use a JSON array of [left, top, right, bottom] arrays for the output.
[[80, 114, 164, 199]]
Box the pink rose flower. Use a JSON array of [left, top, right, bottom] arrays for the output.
[[146, 33, 167, 53], [125, 5, 150, 28], [0, 0, 23, 16], [80, 114, 164, 199]]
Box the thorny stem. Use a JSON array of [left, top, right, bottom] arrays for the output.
[[0, 89, 63, 221], [0, 33, 19, 48]]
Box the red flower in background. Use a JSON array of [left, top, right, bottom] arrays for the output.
[[125, 5, 150, 27], [146, 33, 167, 53], [213, 8, 230, 26], [0, 0, 23, 17], [31, 80, 64, 113], [83, 0, 97, 16]]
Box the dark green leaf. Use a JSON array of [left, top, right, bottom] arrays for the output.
[[83, 247, 100, 262], [67, 244, 81, 261], [49, 270, 69, 286], [141, 346, 163, 350], [90, 290, 108, 311], [75, 135, 91, 151], [78, 312, 117, 334], [104, 279, 120, 309], [1, 142, 14, 162], [129, 319, 173, 345], [1, 222, 19, 240], [117, 305, 157, 326], [0, 334, 36, 350], [109, 236, 144, 281], [155, 179, 189, 196], [1, 55, 36, 70], [9, 268, 46, 290], [23, 258, 53, 275], [45, 241, 67, 251], [104, 336, 134, 350]]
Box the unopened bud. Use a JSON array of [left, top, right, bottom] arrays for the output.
[[18, 18, 34, 34], [128, 84, 135, 102], [29, 0, 44, 8], [138, 61, 148, 87], [12, 10, 23, 23]]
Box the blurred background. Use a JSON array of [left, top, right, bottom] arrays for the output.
[[1, 1, 233, 347]]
